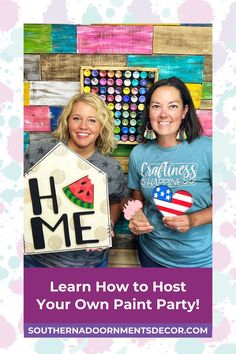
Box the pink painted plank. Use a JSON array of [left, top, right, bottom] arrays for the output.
[[77, 25, 153, 54], [24, 106, 51, 132], [197, 110, 212, 137]]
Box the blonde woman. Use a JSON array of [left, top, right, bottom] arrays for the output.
[[24, 93, 127, 268]]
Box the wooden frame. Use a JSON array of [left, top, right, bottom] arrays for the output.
[[80, 66, 158, 145]]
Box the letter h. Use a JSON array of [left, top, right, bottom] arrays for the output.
[[29, 177, 58, 215]]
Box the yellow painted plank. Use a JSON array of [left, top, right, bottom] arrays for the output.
[[24, 81, 30, 106], [186, 83, 202, 109], [153, 26, 212, 55]]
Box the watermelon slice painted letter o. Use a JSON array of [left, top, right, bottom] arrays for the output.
[[63, 176, 94, 209]]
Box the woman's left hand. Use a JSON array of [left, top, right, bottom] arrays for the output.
[[162, 214, 192, 233]]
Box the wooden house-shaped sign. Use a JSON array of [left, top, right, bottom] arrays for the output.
[[24, 142, 111, 254]]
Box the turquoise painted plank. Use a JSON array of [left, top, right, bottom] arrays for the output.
[[127, 55, 204, 83], [52, 25, 77, 53]]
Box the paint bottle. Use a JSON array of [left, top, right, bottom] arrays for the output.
[[115, 95, 122, 102], [91, 78, 99, 85], [123, 87, 130, 95], [107, 103, 114, 111], [99, 70, 107, 77], [133, 71, 140, 79], [138, 103, 145, 111], [139, 95, 146, 103], [140, 71, 147, 79], [148, 71, 155, 79], [116, 79, 123, 86], [136, 135, 143, 142], [131, 95, 138, 103], [115, 70, 122, 78], [115, 87, 122, 94], [108, 70, 115, 78], [121, 134, 128, 142], [129, 135, 136, 142], [122, 119, 129, 126], [84, 77, 91, 85], [100, 87, 107, 94], [83, 86, 91, 93], [107, 95, 114, 102], [100, 95, 106, 101], [139, 87, 147, 95], [122, 111, 129, 119], [121, 126, 129, 134], [122, 103, 129, 111], [100, 78, 107, 86], [124, 70, 132, 78], [92, 70, 99, 77], [114, 134, 121, 142], [131, 79, 139, 87], [130, 111, 137, 119], [129, 127, 136, 134], [91, 87, 99, 94], [131, 87, 139, 95], [130, 103, 137, 111], [124, 79, 131, 87], [115, 103, 122, 110], [130, 119, 137, 126], [84, 69, 91, 77], [114, 126, 121, 134], [107, 78, 114, 86], [123, 95, 130, 103], [140, 79, 147, 87], [107, 87, 115, 94]]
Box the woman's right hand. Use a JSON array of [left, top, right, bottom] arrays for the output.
[[128, 219, 154, 235]]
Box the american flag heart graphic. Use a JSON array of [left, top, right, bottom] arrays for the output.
[[152, 185, 193, 217]]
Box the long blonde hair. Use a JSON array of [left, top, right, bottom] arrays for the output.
[[52, 93, 116, 155]]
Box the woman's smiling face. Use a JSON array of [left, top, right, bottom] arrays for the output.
[[67, 101, 101, 155], [149, 85, 189, 146]]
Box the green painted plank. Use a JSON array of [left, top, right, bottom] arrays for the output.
[[127, 55, 204, 83], [24, 24, 52, 53], [201, 82, 212, 100]]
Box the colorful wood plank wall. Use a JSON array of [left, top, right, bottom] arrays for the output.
[[24, 24, 212, 267], [24, 24, 212, 141]]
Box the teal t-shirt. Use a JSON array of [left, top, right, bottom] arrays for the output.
[[128, 136, 212, 268]]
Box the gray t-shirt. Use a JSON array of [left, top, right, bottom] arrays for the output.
[[24, 138, 127, 268]]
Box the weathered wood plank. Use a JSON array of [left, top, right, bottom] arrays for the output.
[[185, 83, 202, 109], [108, 249, 140, 266], [127, 55, 204, 83], [200, 100, 212, 110], [24, 55, 41, 80], [52, 24, 77, 53], [112, 233, 137, 250], [153, 26, 212, 55], [24, 81, 30, 106], [24, 24, 52, 53], [24, 106, 51, 132], [203, 55, 212, 81], [40, 54, 127, 81], [197, 110, 212, 137], [77, 25, 153, 54], [201, 82, 212, 100], [29, 81, 80, 106]]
